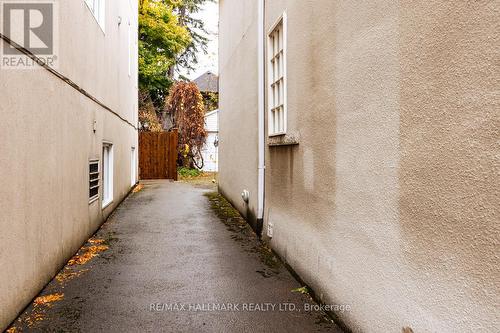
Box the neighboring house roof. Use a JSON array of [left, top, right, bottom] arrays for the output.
[[193, 71, 219, 93], [204, 109, 219, 132]]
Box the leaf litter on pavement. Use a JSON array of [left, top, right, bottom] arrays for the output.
[[6, 236, 111, 331]]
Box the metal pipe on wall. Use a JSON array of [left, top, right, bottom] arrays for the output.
[[257, 0, 266, 236]]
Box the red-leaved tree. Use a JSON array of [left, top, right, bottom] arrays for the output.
[[165, 81, 207, 168]]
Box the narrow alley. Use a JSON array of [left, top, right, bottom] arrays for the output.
[[8, 181, 344, 332]]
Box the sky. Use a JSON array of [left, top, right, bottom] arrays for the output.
[[178, 1, 219, 81]]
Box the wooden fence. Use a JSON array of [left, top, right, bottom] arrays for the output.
[[139, 130, 178, 180]]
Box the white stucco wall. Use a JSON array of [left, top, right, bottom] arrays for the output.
[[218, 0, 260, 229], [219, 0, 499, 332], [0, 0, 138, 329]]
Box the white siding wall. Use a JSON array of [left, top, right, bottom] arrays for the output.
[[200, 110, 219, 172], [205, 110, 219, 132]]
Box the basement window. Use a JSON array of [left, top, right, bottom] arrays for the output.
[[268, 13, 287, 136], [89, 160, 100, 203], [102, 143, 114, 208]]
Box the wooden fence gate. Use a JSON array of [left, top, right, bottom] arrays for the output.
[[139, 130, 178, 180]]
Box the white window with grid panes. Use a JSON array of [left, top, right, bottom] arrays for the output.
[[268, 13, 287, 136]]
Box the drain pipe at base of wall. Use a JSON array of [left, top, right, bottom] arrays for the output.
[[257, 0, 266, 237]]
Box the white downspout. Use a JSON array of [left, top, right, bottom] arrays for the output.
[[257, 0, 265, 234]]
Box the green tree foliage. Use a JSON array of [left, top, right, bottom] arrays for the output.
[[171, 0, 214, 73], [138, 90, 163, 132], [139, 0, 191, 107], [201, 91, 218, 112]]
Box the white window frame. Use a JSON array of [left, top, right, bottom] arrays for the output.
[[267, 12, 287, 136], [85, 0, 106, 33], [130, 146, 136, 187], [102, 142, 114, 208]]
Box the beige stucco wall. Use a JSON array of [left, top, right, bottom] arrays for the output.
[[218, 0, 260, 228], [219, 0, 499, 332], [0, 0, 138, 329]]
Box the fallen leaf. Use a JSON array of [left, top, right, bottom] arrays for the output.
[[33, 293, 64, 307], [291, 286, 309, 294], [55, 269, 88, 284], [67, 245, 109, 266], [133, 184, 143, 193], [88, 238, 106, 244]]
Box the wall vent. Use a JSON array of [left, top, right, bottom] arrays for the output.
[[89, 160, 100, 203]]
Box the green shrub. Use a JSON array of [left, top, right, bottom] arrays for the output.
[[178, 167, 201, 178]]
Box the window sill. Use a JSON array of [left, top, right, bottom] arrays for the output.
[[268, 132, 300, 147], [102, 199, 113, 210], [268, 132, 286, 137]]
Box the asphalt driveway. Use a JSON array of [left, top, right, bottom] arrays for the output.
[[8, 180, 343, 333]]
